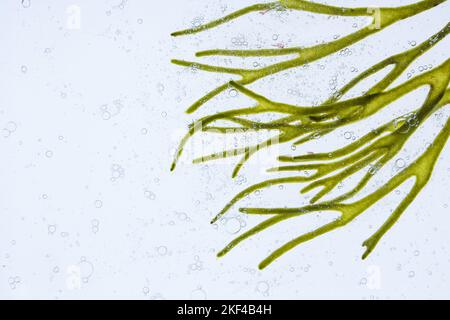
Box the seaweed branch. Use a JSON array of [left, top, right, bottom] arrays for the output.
[[172, 0, 446, 113], [171, 23, 449, 173], [171, 0, 450, 269]]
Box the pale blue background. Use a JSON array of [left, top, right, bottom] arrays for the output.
[[1, 0, 449, 299]]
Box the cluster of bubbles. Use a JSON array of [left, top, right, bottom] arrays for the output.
[[243, 267, 257, 274], [394, 112, 419, 133], [189, 255, 203, 272], [144, 190, 156, 200], [287, 88, 304, 97], [343, 131, 357, 141], [418, 64, 433, 73], [231, 35, 248, 47], [339, 48, 352, 57], [191, 16, 204, 29], [91, 219, 100, 234], [255, 281, 270, 297], [272, 3, 289, 21], [234, 175, 247, 186], [2, 121, 17, 138], [100, 100, 123, 121], [112, 0, 127, 10], [110, 164, 125, 182], [329, 74, 339, 93], [301, 264, 311, 272], [189, 63, 200, 73], [406, 68, 417, 79], [252, 60, 263, 68], [175, 211, 191, 222], [8, 276, 21, 290]]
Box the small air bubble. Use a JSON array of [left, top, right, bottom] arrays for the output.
[[94, 200, 103, 208], [21, 0, 31, 8]]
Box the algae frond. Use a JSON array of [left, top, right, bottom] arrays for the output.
[[171, 0, 450, 269]]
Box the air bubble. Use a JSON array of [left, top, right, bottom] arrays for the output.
[[157, 246, 168, 255], [94, 200, 103, 208], [144, 190, 156, 200], [21, 0, 31, 8], [344, 132, 353, 139], [228, 89, 238, 97], [48, 225, 56, 234], [225, 218, 241, 234], [395, 158, 406, 168]]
